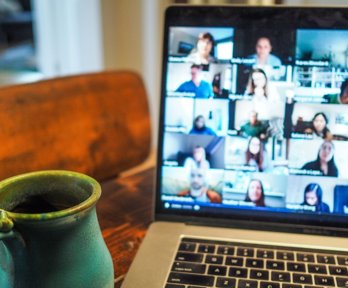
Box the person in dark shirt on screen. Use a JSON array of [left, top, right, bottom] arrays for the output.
[[189, 115, 216, 136], [176, 64, 213, 98], [244, 179, 266, 207], [301, 141, 338, 177], [240, 111, 268, 140], [301, 183, 330, 213]]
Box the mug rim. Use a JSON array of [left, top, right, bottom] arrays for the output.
[[0, 170, 101, 221]]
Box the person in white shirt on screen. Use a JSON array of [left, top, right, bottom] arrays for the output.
[[245, 68, 281, 120], [184, 146, 210, 170], [251, 37, 282, 67], [186, 32, 217, 65]]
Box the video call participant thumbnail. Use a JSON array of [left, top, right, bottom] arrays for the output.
[[301, 141, 338, 177], [249, 37, 282, 67], [305, 112, 333, 140], [176, 64, 214, 98], [244, 179, 266, 207], [302, 183, 330, 213], [189, 115, 216, 136], [245, 137, 271, 172], [177, 168, 222, 203], [186, 32, 217, 65], [239, 110, 269, 140], [184, 146, 210, 170]]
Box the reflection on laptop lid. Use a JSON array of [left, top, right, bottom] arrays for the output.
[[156, 5, 348, 234]]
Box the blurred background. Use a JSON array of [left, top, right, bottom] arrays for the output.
[[0, 0, 346, 147]]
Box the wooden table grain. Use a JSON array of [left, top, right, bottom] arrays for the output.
[[97, 167, 155, 287]]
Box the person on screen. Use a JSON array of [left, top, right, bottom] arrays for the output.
[[244, 179, 266, 207], [301, 183, 330, 213], [240, 111, 269, 140], [305, 112, 333, 140], [324, 78, 348, 104], [250, 37, 282, 67], [245, 137, 269, 172], [186, 32, 217, 65], [184, 146, 210, 170], [177, 168, 222, 203], [176, 64, 214, 98], [245, 68, 280, 120], [189, 115, 216, 136], [301, 141, 338, 177]]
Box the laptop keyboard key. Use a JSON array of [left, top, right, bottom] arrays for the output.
[[238, 279, 258, 288], [329, 265, 348, 276], [293, 273, 313, 284], [314, 275, 335, 286], [297, 253, 315, 263], [271, 271, 291, 282], [216, 277, 236, 288], [205, 255, 223, 264], [287, 262, 306, 272], [217, 246, 234, 255], [266, 260, 285, 270], [198, 244, 215, 254], [260, 282, 280, 288], [167, 272, 214, 287], [307, 264, 327, 274], [250, 269, 269, 280], [225, 256, 244, 266], [175, 252, 203, 263], [165, 284, 185, 288], [283, 285, 302, 288], [207, 265, 227, 276], [179, 242, 196, 252], [276, 251, 294, 261], [229, 267, 248, 278], [246, 258, 264, 268], [336, 277, 348, 287], [257, 249, 274, 259], [237, 247, 255, 257], [172, 262, 206, 274], [338, 256, 348, 266], [317, 254, 335, 264]]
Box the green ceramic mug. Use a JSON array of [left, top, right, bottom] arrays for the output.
[[0, 170, 114, 288]]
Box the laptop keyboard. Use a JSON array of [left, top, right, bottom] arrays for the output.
[[165, 237, 348, 288]]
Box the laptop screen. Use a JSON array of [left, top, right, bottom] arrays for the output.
[[156, 6, 348, 229]]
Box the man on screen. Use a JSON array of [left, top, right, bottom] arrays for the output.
[[177, 168, 222, 203], [240, 111, 269, 139], [176, 64, 214, 98], [250, 37, 282, 67]]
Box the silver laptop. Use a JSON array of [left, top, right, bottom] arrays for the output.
[[123, 5, 348, 288]]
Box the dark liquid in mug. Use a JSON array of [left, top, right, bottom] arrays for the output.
[[11, 195, 73, 214]]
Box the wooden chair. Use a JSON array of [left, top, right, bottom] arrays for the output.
[[0, 70, 151, 182]]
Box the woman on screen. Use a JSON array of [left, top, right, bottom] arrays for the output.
[[186, 32, 217, 65], [245, 68, 280, 120], [244, 179, 266, 207], [184, 146, 210, 170], [245, 137, 269, 172], [301, 183, 330, 213], [306, 112, 332, 140], [301, 141, 338, 177]]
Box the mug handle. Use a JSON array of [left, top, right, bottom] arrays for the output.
[[0, 210, 26, 288]]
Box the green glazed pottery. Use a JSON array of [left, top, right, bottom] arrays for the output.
[[0, 170, 114, 288]]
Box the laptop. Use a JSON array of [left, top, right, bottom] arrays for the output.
[[122, 5, 348, 288]]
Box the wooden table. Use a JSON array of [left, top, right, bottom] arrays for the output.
[[97, 167, 155, 287]]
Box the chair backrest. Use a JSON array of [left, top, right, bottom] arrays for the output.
[[0, 70, 151, 181]]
